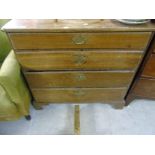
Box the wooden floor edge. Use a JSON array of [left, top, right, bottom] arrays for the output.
[[74, 105, 80, 135]]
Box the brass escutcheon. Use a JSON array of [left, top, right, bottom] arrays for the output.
[[74, 54, 87, 65], [72, 35, 87, 45], [75, 73, 86, 81], [74, 89, 85, 96]]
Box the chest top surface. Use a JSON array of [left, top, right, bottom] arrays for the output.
[[2, 19, 155, 32]]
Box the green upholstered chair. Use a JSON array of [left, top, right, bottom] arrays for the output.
[[0, 20, 31, 121], [0, 19, 11, 63], [0, 50, 31, 121]]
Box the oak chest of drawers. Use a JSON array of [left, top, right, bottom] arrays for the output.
[[3, 19, 155, 109]]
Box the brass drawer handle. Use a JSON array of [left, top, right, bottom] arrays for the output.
[[74, 90, 85, 96], [75, 73, 86, 81], [72, 35, 87, 45], [74, 54, 87, 65]]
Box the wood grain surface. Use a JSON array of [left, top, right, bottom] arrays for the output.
[[2, 19, 155, 32], [142, 54, 155, 78], [16, 50, 143, 71], [132, 78, 155, 99], [9, 32, 151, 50], [24, 71, 134, 88], [31, 88, 127, 103]]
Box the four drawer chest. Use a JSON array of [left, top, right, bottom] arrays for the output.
[[2, 19, 155, 109]]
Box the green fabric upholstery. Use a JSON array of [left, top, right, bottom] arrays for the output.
[[0, 85, 20, 120], [0, 19, 11, 63], [0, 50, 31, 121]]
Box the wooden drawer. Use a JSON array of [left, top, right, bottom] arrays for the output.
[[31, 88, 127, 103], [24, 71, 134, 88], [133, 78, 155, 99], [9, 32, 151, 50], [16, 50, 143, 71], [142, 54, 155, 78]]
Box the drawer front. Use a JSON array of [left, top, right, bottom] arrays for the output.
[[25, 71, 134, 88], [133, 78, 155, 99], [16, 50, 143, 71], [9, 32, 151, 50], [142, 54, 155, 78], [31, 88, 127, 103]]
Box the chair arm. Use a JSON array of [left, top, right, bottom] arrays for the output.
[[0, 50, 31, 115]]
